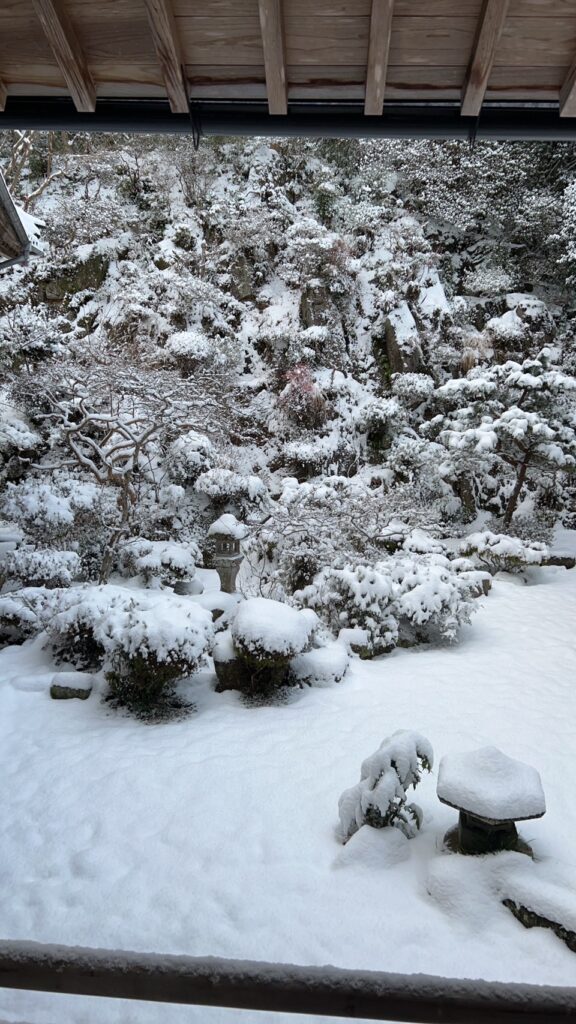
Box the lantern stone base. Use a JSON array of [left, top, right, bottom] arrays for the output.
[[443, 811, 533, 857]]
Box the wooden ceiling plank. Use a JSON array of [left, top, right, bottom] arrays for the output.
[[560, 56, 576, 116], [143, 0, 188, 113], [461, 0, 510, 116], [258, 0, 287, 114], [30, 0, 96, 111], [364, 0, 394, 114]]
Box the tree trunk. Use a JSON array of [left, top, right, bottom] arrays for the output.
[[503, 458, 529, 527]]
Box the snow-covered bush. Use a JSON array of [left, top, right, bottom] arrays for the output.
[[164, 328, 213, 372], [195, 469, 266, 506], [392, 555, 476, 645], [338, 730, 433, 841], [1, 548, 81, 589], [214, 597, 317, 695], [46, 585, 213, 710], [0, 409, 42, 483], [278, 365, 328, 428], [464, 266, 515, 296], [459, 531, 548, 575], [166, 430, 214, 484], [118, 537, 200, 586], [0, 587, 55, 647], [296, 555, 477, 655], [295, 565, 398, 656]]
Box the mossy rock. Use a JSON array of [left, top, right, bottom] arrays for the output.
[[214, 656, 250, 693], [50, 683, 92, 700], [214, 650, 289, 695], [300, 283, 331, 328], [503, 899, 576, 954], [41, 254, 109, 304]]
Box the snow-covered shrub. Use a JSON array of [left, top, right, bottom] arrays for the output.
[[0, 476, 101, 547], [338, 730, 433, 841], [1, 548, 81, 589], [391, 372, 435, 409], [459, 531, 548, 574], [46, 585, 213, 710], [296, 555, 477, 655], [0, 587, 55, 647], [464, 266, 515, 296], [232, 597, 315, 662], [214, 597, 317, 695], [278, 365, 328, 428], [166, 430, 214, 485], [295, 565, 398, 657], [118, 537, 200, 586], [0, 409, 42, 483], [392, 555, 475, 646], [164, 328, 213, 372], [195, 469, 266, 506]]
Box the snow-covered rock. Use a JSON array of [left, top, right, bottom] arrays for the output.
[[289, 642, 349, 688]]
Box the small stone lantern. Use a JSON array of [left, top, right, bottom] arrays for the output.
[[437, 746, 546, 856], [206, 513, 247, 594]]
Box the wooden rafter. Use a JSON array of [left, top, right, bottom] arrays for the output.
[[31, 0, 96, 113], [258, 0, 287, 116], [364, 0, 394, 116], [143, 0, 188, 114], [560, 57, 576, 118], [461, 0, 509, 118]]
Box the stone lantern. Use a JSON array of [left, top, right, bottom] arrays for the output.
[[437, 746, 546, 856], [205, 513, 247, 594]]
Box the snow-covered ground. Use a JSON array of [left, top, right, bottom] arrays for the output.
[[1, 568, 576, 1024]]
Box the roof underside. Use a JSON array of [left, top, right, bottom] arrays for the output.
[[0, 171, 30, 266], [2, 0, 576, 137]]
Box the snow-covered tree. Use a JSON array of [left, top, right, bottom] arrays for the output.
[[338, 730, 433, 841]]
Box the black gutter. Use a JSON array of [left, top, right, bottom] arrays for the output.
[[0, 941, 576, 1022], [2, 98, 576, 140]]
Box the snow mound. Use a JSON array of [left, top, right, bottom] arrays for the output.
[[290, 641, 349, 688], [232, 597, 315, 659], [212, 629, 235, 664], [437, 746, 546, 821], [334, 824, 410, 870]]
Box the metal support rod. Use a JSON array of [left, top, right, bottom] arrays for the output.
[[2, 98, 576, 140], [0, 941, 575, 1022]]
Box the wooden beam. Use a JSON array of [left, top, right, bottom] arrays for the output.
[[30, 0, 96, 112], [364, 0, 394, 115], [0, 80, 7, 112], [258, 0, 287, 115], [461, 0, 509, 117], [560, 56, 576, 117], [143, 0, 188, 114]]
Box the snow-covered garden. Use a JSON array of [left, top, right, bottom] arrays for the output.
[[2, 132, 576, 1022], [1, 564, 576, 1024]]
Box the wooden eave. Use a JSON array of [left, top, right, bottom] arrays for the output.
[[0, 0, 576, 135]]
